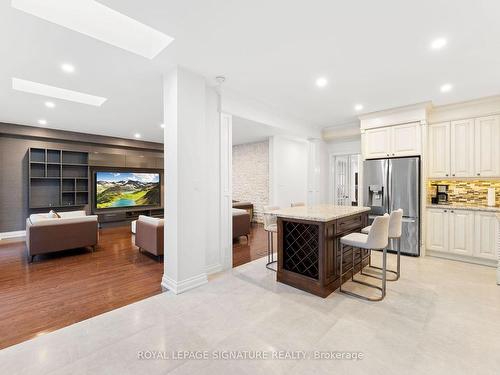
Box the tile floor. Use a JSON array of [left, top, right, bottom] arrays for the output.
[[1, 252, 499, 375]]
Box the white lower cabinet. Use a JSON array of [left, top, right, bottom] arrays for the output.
[[426, 208, 448, 252], [473, 211, 499, 260], [448, 210, 474, 256], [426, 208, 497, 261]]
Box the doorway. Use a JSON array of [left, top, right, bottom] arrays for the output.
[[330, 154, 360, 206]]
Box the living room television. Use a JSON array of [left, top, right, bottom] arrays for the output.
[[95, 172, 161, 209]]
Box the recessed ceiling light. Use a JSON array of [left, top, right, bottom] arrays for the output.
[[12, 78, 107, 106], [134, 133, 141, 139], [431, 38, 447, 50], [61, 63, 75, 73], [316, 77, 328, 87], [12, 0, 175, 59], [354, 104, 364, 111], [440, 83, 453, 93], [38, 119, 47, 125], [45, 101, 55, 108], [160, 123, 165, 129]]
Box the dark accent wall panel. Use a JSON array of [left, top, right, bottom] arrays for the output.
[[0, 127, 163, 233]]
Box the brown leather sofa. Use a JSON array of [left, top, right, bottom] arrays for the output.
[[232, 201, 254, 222], [26, 211, 98, 262], [135, 215, 164, 257], [233, 208, 250, 241]]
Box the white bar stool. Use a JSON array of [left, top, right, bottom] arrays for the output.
[[339, 214, 390, 301], [290, 202, 305, 207], [361, 209, 403, 281], [263, 205, 280, 271]]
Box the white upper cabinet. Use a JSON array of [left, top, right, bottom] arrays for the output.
[[450, 119, 474, 177], [428, 115, 500, 178], [428, 122, 450, 178], [448, 209, 474, 256], [363, 127, 392, 159], [392, 123, 421, 157], [363, 122, 420, 159], [474, 115, 500, 177], [473, 211, 498, 260]]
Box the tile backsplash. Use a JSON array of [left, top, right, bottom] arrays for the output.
[[427, 179, 500, 206]]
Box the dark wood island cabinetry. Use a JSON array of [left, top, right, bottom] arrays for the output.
[[273, 205, 371, 298]]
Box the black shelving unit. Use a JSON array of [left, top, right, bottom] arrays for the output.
[[29, 148, 90, 209]]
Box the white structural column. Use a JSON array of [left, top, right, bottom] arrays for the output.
[[162, 67, 209, 294]]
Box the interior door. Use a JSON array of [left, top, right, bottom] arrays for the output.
[[333, 155, 350, 205]]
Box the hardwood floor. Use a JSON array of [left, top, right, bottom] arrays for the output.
[[0, 223, 269, 349], [0, 226, 164, 350], [232, 223, 270, 267]]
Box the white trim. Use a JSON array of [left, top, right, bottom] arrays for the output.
[[161, 273, 208, 295], [426, 250, 497, 268], [206, 263, 223, 275], [219, 112, 233, 270], [0, 230, 26, 240]]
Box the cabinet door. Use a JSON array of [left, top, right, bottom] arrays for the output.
[[450, 119, 474, 177], [474, 115, 500, 177], [391, 123, 421, 157], [473, 211, 498, 260], [363, 128, 391, 159], [426, 209, 449, 252], [427, 123, 450, 178], [448, 209, 474, 256]]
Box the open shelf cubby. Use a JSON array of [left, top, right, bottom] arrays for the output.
[[29, 148, 90, 209]]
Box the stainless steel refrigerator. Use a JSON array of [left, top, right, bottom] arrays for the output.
[[363, 157, 420, 256]]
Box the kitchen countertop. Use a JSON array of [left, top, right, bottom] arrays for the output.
[[268, 204, 370, 222], [427, 204, 500, 213]]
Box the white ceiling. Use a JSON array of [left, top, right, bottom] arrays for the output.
[[1, 0, 500, 142], [232, 116, 286, 146]]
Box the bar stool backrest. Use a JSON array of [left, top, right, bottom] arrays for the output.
[[291, 202, 305, 207], [263, 205, 280, 230], [366, 214, 390, 250], [389, 209, 403, 239]]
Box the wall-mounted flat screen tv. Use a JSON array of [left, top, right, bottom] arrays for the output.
[[95, 172, 161, 209]]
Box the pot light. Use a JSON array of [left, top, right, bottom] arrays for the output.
[[440, 83, 453, 93], [160, 123, 165, 129], [12, 78, 107, 106], [61, 63, 75, 73], [354, 104, 364, 111], [45, 101, 55, 108], [431, 38, 447, 50], [12, 0, 174, 59], [316, 77, 328, 87], [134, 133, 141, 139], [38, 119, 47, 125]]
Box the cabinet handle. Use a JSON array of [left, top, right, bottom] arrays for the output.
[[477, 173, 480, 176], [445, 174, 449, 176], [392, 153, 395, 156], [452, 174, 455, 176], [450, 210, 454, 213], [444, 210, 447, 212], [386, 153, 390, 156]]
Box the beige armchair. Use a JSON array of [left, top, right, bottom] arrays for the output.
[[135, 215, 164, 257]]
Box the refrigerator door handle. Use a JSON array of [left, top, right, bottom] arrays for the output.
[[387, 159, 392, 213]]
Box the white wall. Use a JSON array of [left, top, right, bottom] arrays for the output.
[[269, 136, 308, 208], [232, 140, 269, 222]]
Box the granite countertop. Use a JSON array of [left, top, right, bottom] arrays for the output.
[[427, 204, 500, 213], [267, 204, 371, 222]]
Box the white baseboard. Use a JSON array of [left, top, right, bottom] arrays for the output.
[[161, 272, 208, 294], [426, 250, 497, 268], [206, 263, 223, 275], [0, 230, 26, 240]]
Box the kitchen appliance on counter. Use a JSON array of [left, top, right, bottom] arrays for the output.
[[363, 157, 420, 256], [431, 184, 449, 204]]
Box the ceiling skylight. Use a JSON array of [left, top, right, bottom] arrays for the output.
[[11, 0, 174, 59], [12, 78, 107, 106]]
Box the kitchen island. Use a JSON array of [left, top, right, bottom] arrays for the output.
[[273, 204, 371, 297]]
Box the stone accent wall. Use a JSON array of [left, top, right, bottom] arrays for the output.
[[427, 179, 500, 206], [233, 141, 269, 223]]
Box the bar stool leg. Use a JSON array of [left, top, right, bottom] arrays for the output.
[[382, 247, 387, 298], [396, 238, 401, 281], [266, 231, 277, 272], [339, 243, 344, 293]]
